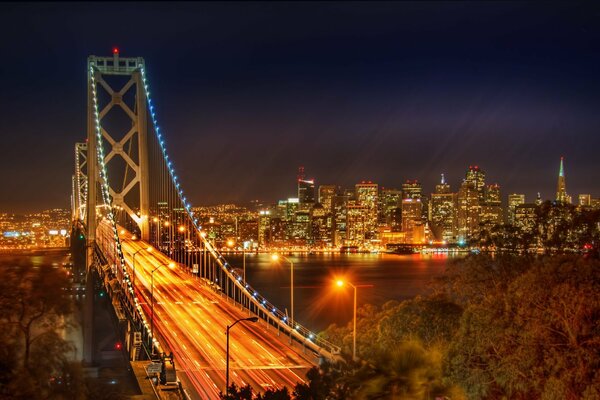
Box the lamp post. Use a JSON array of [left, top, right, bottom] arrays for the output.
[[226, 316, 258, 395], [150, 262, 174, 353], [271, 254, 294, 329], [131, 247, 152, 288], [336, 279, 358, 360]]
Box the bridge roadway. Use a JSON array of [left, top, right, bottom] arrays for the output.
[[99, 225, 314, 399]]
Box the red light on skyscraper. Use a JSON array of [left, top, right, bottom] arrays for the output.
[[113, 47, 119, 55]]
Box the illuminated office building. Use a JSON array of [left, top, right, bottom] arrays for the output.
[[430, 174, 457, 242], [465, 165, 486, 202], [318, 185, 338, 214], [355, 182, 379, 240], [346, 201, 368, 246], [401, 198, 422, 243], [402, 180, 422, 200], [508, 194, 526, 225], [457, 180, 480, 243], [379, 188, 402, 229], [515, 203, 537, 233], [579, 194, 591, 207]]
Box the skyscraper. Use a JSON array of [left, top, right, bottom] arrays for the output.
[[318, 185, 338, 213], [379, 188, 402, 229], [402, 180, 422, 200], [556, 157, 571, 204], [355, 182, 379, 240], [465, 166, 486, 202], [430, 174, 457, 243], [508, 194, 525, 225], [457, 180, 480, 243], [298, 179, 315, 204]]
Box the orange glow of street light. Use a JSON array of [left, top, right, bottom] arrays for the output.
[[120, 229, 126, 235], [227, 239, 235, 248], [200, 231, 206, 238], [164, 221, 170, 227], [271, 254, 280, 261], [167, 262, 175, 269], [336, 279, 344, 287], [153, 217, 159, 222], [178, 225, 185, 232]]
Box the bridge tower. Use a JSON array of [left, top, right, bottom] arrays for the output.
[[84, 50, 151, 364]]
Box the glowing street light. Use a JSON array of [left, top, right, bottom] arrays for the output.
[[150, 262, 175, 353], [178, 225, 185, 233], [335, 279, 358, 360], [226, 317, 259, 395], [131, 246, 152, 288]]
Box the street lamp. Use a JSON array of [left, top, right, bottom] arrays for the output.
[[131, 246, 152, 288], [226, 316, 258, 395], [150, 262, 175, 353], [271, 254, 294, 329], [336, 279, 358, 360]]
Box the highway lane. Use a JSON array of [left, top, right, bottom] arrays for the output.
[[98, 223, 314, 399]]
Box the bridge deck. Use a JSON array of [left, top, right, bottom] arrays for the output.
[[99, 226, 315, 399]]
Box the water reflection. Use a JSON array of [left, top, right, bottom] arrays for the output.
[[226, 253, 457, 331]]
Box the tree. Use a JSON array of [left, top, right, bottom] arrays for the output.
[[0, 258, 85, 399]]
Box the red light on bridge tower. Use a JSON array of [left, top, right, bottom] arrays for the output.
[[113, 47, 120, 55]]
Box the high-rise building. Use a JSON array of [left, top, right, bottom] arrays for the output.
[[332, 192, 351, 247], [310, 203, 332, 247], [379, 188, 402, 229], [318, 185, 338, 213], [480, 183, 503, 233], [515, 203, 537, 233], [401, 198, 422, 243], [355, 182, 379, 240], [556, 157, 571, 204], [298, 179, 315, 204], [430, 174, 457, 243], [346, 201, 368, 247], [258, 210, 271, 246], [465, 166, 486, 202], [508, 194, 525, 225], [402, 180, 422, 200], [485, 184, 501, 205], [457, 180, 480, 243], [579, 194, 592, 207]]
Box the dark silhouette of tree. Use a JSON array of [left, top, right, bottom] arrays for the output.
[[0, 258, 85, 399]]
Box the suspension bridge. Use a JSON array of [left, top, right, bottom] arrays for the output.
[[71, 50, 340, 399]]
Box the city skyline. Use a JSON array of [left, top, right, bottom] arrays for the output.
[[1, 3, 600, 212]]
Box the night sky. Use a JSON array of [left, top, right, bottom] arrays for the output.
[[1, 2, 600, 213]]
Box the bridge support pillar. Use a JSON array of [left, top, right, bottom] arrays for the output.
[[83, 266, 95, 365]]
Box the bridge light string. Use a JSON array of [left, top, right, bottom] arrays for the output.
[[138, 66, 338, 353], [90, 63, 152, 342]]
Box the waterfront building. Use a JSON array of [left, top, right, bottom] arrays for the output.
[[401, 198, 422, 243], [355, 182, 379, 240], [310, 203, 333, 247], [318, 185, 338, 214], [332, 192, 350, 247], [258, 210, 271, 246], [457, 180, 480, 243], [345, 201, 368, 247], [379, 188, 402, 230], [508, 194, 526, 225], [429, 174, 457, 243]]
